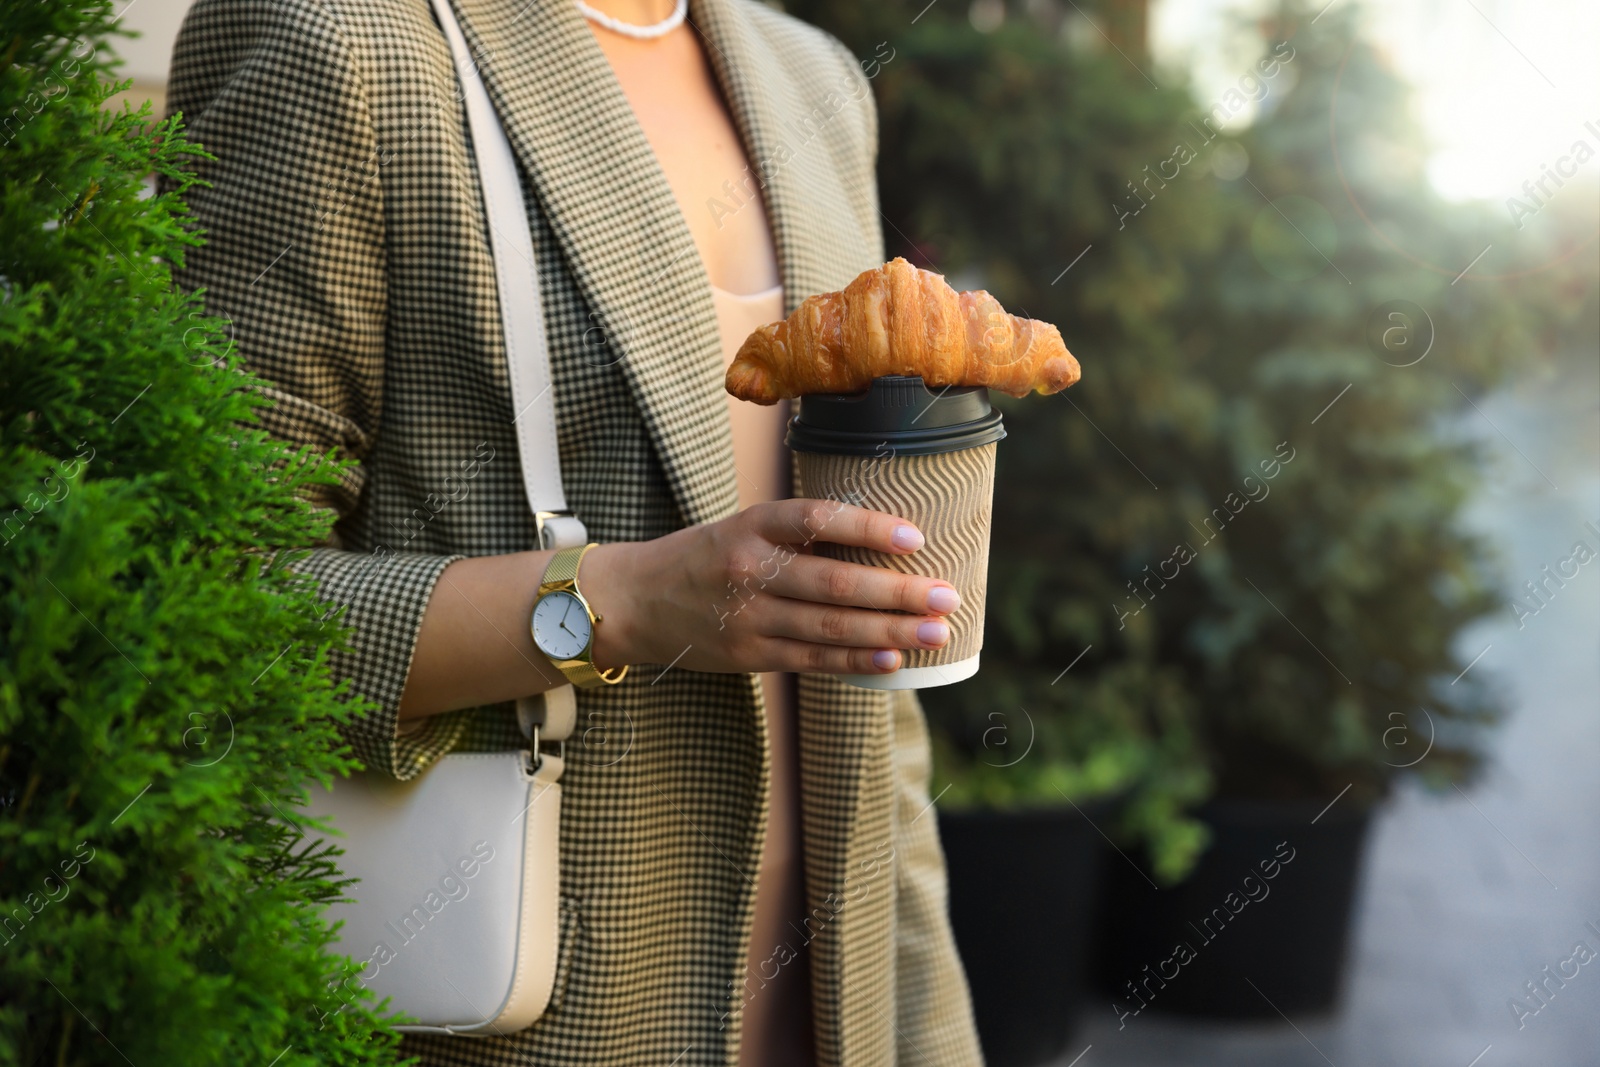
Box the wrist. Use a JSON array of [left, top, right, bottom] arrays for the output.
[[580, 540, 646, 671]]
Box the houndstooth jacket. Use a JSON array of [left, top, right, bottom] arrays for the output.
[[165, 0, 982, 1064]]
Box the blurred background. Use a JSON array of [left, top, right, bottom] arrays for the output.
[[110, 0, 1599, 1064]]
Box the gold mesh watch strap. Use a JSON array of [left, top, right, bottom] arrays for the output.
[[541, 543, 588, 589], [556, 655, 615, 688], [538, 544, 628, 687]]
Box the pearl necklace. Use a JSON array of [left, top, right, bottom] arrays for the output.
[[576, 0, 688, 39]]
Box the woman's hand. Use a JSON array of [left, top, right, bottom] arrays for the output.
[[584, 499, 960, 676]]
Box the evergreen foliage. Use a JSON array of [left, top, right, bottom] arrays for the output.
[[786, 0, 1588, 879], [1, 1, 408, 1061]]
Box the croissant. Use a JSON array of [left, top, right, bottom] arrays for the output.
[[725, 257, 1080, 404]]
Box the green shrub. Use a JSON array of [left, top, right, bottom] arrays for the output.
[[0, 1, 408, 1061]]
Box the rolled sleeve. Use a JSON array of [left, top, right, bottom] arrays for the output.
[[297, 546, 470, 781], [166, 0, 464, 780]]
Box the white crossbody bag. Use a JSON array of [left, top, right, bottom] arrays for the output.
[[295, 0, 586, 1036]]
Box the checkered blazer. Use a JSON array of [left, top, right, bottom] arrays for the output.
[[165, 0, 982, 1063]]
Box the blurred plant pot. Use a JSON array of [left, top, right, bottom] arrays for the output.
[[939, 803, 1110, 1067], [1090, 798, 1375, 1020]]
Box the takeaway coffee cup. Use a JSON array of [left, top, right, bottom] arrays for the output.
[[786, 375, 1005, 690]]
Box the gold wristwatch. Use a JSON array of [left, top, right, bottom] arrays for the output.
[[530, 543, 628, 688]]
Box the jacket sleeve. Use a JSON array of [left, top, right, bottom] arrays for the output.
[[164, 0, 468, 780], [890, 689, 986, 1065]]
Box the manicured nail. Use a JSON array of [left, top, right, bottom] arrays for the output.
[[892, 525, 924, 551], [917, 620, 949, 647], [927, 586, 960, 614], [872, 649, 899, 671]]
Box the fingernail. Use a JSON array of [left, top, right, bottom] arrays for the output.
[[892, 525, 924, 551], [927, 586, 960, 614], [872, 649, 899, 671], [916, 620, 949, 647]]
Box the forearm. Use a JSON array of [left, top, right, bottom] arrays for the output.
[[397, 501, 958, 720], [397, 548, 559, 719], [396, 541, 644, 720]]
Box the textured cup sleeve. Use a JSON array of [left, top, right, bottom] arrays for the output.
[[163, 0, 468, 779]]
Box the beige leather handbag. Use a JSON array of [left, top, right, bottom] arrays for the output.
[[296, 0, 586, 1035], [301, 746, 566, 1035]]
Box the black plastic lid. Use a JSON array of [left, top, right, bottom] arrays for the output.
[[785, 375, 1006, 457]]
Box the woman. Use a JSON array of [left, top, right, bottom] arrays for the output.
[[166, 0, 981, 1064]]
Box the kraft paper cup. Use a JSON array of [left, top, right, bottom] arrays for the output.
[[787, 375, 1004, 690]]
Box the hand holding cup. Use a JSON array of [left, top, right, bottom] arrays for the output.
[[585, 500, 961, 678]]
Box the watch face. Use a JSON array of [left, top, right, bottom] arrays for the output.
[[532, 590, 592, 661]]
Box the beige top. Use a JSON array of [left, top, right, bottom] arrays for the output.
[[580, 14, 810, 1063], [714, 286, 791, 513], [712, 284, 814, 1067]]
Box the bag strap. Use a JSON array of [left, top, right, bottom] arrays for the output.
[[430, 0, 579, 742]]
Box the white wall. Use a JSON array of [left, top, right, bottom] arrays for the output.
[[105, 0, 202, 114]]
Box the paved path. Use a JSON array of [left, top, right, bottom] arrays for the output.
[[1055, 358, 1600, 1066]]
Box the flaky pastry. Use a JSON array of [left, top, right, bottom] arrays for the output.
[[725, 258, 1080, 404]]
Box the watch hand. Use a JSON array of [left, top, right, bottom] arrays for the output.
[[559, 598, 588, 643]]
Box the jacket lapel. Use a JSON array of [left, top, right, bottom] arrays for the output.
[[686, 0, 858, 314], [446, 0, 738, 529], [690, 8, 897, 1064]]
